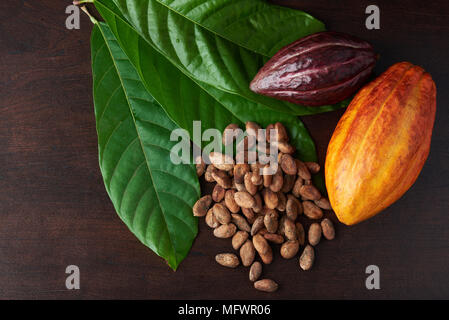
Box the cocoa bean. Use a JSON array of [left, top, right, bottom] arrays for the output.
[[215, 253, 239, 268], [314, 197, 332, 210], [280, 240, 299, 259], [213, 223, 237, 238], [249, 261, 262, 282], [303, 201, 323, 219], [241, 207, 255, 224], [263, 189, 279, 209], [205, 208, 220, 228], [254, 279, 278, 292], [252, 193, 263, 213], [211, 170, 232, 189], [281, 174, 296, 193], [296, 160, 311, 180], [209, 152, 235, 171], [308, 223, 322, 246], [234, 191, 256, 208], [213, 203, 231, 224], [251, 215, 265, 236], [292, 177, 304, 197], [305, 162, 320, 174], [263, 210, 279, 233], [233, 163, 250, 184], [196, 156, 206, 177], [284, 218, 297, 241], [231, 213, 251, 232], [212, 184, 225, 202], [296, 222, 305, 246], [299, 185, 321, 201], [276, 192, 287, 212], [286, 195, 299, 221], [193, 195, 212, 217], [299, 245, 314, 271], [321, 218, 335, 240], [264, 233, 284, 244], [253, 234, 270, 255], [232, 231, 249, 250], [240, 240, 256, 267], [224, 189, 240, 213], [280, 154, 297, 175], [205, 165, 217, 182], [269, 169, 283, 192], [259, 246, 273, 265], [244, 172, 258, 195]]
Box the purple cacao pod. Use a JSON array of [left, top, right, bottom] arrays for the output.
[[250, 32, 377, 106]]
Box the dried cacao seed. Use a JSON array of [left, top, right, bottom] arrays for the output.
[[321, 218, 335, 240], [233, 163, 250, 184], [280, 154, 297, 175], [213, 203, 231, 224], [296, 160, 311, 180], [263, 189, 279, 209], [241, 207, 255, 224], [296, 222, 305, 246], [209, 152, 235, 171], [303, 201, 323, 219], [305, 162, 320, 174], [264, 210, 279, 233], [292, 177, 304, 197], [231, 213, 251, 232], [224, 189, 240, 213], [299, 245, 314, 271], [214, 223, 237, 238], [234, 191, 256, 208], [212, 170, 232, 189], [232, 231, 249, 250], [280, 240, 300, 259], [215, 253, 239, 268], [212, 184, 225, 202], [251, 215, 265, 236], [308, 223, 322, 246], [284, 218, 297, 241], [314, 197, 332, 210], [254, 279, 278, 292], [259, 246, 273, 265], [252, 193, 263, 213], [244, 172, 258, 195], [264, 233, 285, 244], [249, 261, 262, 282], [240, 240, 256, 267], [193, 195, 212, 217], [205, 208, 219, 228], [299, 185, 321, 201], [253, 234, 270, 255]]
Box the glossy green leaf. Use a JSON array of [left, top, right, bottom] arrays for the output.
[[94, 0, 348, 115], [91, 22, 200, 270], [95, 1, 318, 162]]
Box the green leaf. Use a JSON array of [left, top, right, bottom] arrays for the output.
[[95, 1, 318, 162], [94, 0, 348, 115], [91, 22, 200, 270]]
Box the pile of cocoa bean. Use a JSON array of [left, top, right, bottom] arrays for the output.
[[192, 122, 335, 293]]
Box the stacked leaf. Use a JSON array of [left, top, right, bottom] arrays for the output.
[[89, 0, 346, 270]]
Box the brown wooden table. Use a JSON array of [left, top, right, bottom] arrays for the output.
[[1, 0, 448, 299]]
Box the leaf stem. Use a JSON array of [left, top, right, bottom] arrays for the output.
[[80, 5, 98, 24], [73, 0, 94, 5]]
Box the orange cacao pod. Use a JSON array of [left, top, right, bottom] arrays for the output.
[[325, 62, 436, 225]]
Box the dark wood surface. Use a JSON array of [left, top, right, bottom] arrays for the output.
[[1, 0, 448, 299]]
